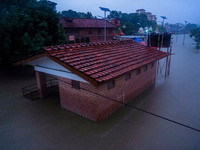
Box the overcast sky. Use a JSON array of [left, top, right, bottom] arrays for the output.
[[52, 0, 200, 24]]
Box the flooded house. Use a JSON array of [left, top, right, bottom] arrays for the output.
[[14, 39, 169, 122]]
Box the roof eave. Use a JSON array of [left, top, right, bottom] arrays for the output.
[[48, 55, 99, 87], [12, 53, 48, 66]]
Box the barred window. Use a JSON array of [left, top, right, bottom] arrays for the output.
[[136, 68, 141, 75], [72, 80, 80, 89], [125, 73, 131, 80], [144, 65, 148, 72], [108, 80, 115, 90]]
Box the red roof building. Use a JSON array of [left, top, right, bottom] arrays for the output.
[[60, 18, 118, 44], [14, 40, 169, 122], [136, 9, 146, 14]]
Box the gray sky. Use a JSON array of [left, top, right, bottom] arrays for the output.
[[53, 0, 200, 24]]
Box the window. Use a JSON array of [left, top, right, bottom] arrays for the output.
[[81, 38, 85, 43], [86, 38, 90, 43], [72, 80, 80, 89], [98, 29, 101, 35], [108, 80, 115, 90], [144, 65, 148, 72], [151, 62, 154, 68], [89, 29, 93, 34], [125, 73, 131, 80], [136, 68, 141, 75]]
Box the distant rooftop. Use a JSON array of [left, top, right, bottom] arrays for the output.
[[60, 18, 117, 28]]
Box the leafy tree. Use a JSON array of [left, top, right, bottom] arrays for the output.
[[190, 27, 200, 49], [122, 22, 135, 35], [62, 9, 80, 18], [0, 0, 66, 64], [186, 23, 197, 33], [107, 10, 122, 19], [61, 10, 94, 19], [107, 10, 158, 35]]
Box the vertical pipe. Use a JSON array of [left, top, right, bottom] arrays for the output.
[[167, 46, 172, 75], [165, 56, 168, 78], [104, 11, 106, 42]]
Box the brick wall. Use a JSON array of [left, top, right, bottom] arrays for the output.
[[58, 62, 157, 122], [36, 71, 47, 99], [65, 28, 116, 43]]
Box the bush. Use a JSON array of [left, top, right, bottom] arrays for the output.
[[190, 27, 200, 49]]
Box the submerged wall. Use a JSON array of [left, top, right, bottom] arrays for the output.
[[58, 62, 157, 122]]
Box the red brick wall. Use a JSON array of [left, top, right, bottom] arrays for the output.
[[36, 71, 47, 99], [58, 62, 157, 122], [65, 28, 116, 43]]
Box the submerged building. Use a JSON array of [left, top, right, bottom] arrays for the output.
[[14, 40, 169, 122]]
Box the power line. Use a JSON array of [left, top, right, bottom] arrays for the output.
[[45, 74, 200, 133]]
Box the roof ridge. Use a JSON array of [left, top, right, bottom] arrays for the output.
[[44, 39, 133, 51]]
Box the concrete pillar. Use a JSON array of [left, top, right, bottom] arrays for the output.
[[36, 71, 47, 99]]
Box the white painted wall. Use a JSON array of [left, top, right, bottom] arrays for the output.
[[27, 57, 88, 83]]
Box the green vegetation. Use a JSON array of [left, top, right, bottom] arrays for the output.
[[186, 23, 197, 33], [107, 10, 158, 35], [0, 0, 66, 64], [61, 10, 94, 19], [190, 27, 200, 49]]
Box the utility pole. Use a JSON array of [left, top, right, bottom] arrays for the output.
[[99, 7, 110, 42], [183, 21, 188, 46], [161, 16, 167, 32]]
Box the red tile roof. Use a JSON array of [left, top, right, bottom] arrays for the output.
[[44, 40, 169, 84], [60, 18, 117, 28]]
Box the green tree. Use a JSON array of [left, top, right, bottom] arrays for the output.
[[107, 10, 122, 19], [122, 22, 135, 35], [62, 10, 94, 19], [108, 10, 158, 35], [0, 0, 66, 64], [186, 23, 197, 33], [62, 9, 80, 18], [190, 27, 200, 49]]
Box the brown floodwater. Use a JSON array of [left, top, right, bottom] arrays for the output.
[[0, 34, 200, 150]]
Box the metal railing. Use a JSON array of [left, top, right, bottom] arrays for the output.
[[22, 79, 58, 100]]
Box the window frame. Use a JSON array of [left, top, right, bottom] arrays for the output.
[[98, 29, 101, 35], [88, 29, 93, 34], [125, 72, 131, 80], [108, 80, 115, 90], [151, 62, 154, 68], [136, 68, 141, 75], [143, 65, 148, 72], [72, 80, 80, 90]]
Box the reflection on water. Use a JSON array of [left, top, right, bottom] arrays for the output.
[[0, 34, 200, 150]]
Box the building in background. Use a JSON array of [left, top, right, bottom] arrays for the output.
[[60, 18, 118, 44], [136, 9, 157, 21]]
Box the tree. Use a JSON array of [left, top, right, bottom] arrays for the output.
[[61, 10, 94, 19], [0, 0, 66, 64], [186, 23, 197, 33], [107, 10, 158, 35], [190, 27, 200, 49], [122, 22, 135, 35], [107, 10, 122, 19]]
